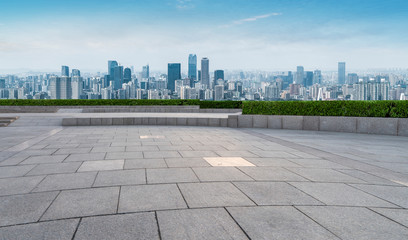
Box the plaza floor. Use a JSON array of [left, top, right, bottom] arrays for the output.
[[0, 115, 408, 239]]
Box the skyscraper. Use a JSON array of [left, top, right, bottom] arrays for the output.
[[313, 70, 322, 85], [108, 60, 118, 82], [124, 68, 132, 84], [201, 58, 209, 89], [304, 71, 313, 87], [167, 63, 181, 92], [188, 54, 197, 87], [71, 69, 80, 77], [113, 66, 124, 90], [0, 79, 5, 88], [338, 62, 346, 85], [214, 70, 224, 86], [49, 76, 72, 99], [296, 66, 304, 84], [61, 66, 69, 77], [142, 65, 149, 79]]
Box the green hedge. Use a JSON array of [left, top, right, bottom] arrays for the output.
[[199, 101, 242, 109], [0, 99, 200, 106], [242, 101, 408, 118]]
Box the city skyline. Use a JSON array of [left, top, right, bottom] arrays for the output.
[[1, 0, 407, 73]]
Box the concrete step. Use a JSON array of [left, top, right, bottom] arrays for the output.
[[0, 117, 19, 127]]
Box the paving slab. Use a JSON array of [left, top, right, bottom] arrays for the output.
[[147, 168, 199, 184], [42, 187, 119, 220], [0, 191, 58, 227], [143, 150, 182, 159], [193, 167, 253, 182], [33, 172, 97, 192], [178, 182, 255, 208], [0, 219, 79, 240], [64, 152, 106, 162], [298, 206, 408, 240], [75, 212, 159, 240], [105, 151, 144, 159], [77, 160, 124, 172], [0, 165, 36, 178], [179, 150, 219, 158], [0, 175, 45, 196], [165, 157, 211, 168], [287, 168, 365, 183], [244, 157, 301, 167], [227, 206, 339, 240], [290, 182, 398, 207], [234, 182, 322, 205], [370, 208, 408, 228], [20, 155, 68, 165], [351, 184, 408, 208], [158, 208, 248, 240], [119, 184, 187, 212], [26, 162, 81, 176], [239, 167, 308, 181], [93, 169, 146, 187], [124, 158, 167, 169]]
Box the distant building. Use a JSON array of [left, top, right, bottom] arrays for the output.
[[304, 71, 313, 87], [0, 79, 5, 88], [61, 66, 69, 77], [214, 85, 224, 101], [347, 73, 358, 85], [124, 68, 132, 84], [71, 76, 83, 99], [201, 58, 210, 88], [188, 54, 197, 87], [142, 65, 149, 79], [71, 69, 80, 77], [313, 70, 322, 85], [167, 63, 181, 92], [296, 66, 304, 84], [214, 70, 224, 86], [108, 60, 118, 84], [49, 76, 72, 99], [113, 66, 124, 90], [338, 62, 346, 85]]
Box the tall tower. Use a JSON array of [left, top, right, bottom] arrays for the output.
[[201, 57, 209, 89], [108, 60, 118, 81], [167, 63, 181, 92], [71, 69, 80, 77], [188, 54, 197, 87], [124, 68, 132, 84], [61, 66, 69, 77], [142, 65, 149, 79], [113, 65, 124, 90], [296, 66, 304, 84], [338, 62, 346, 85]]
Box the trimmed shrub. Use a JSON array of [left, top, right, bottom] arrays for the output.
[[242, 101, 408, 118], [0, 99, 200, 106], [199, 101, 242, 109]]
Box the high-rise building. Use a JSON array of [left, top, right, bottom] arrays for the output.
[[201, 58, 210, 88], [167, 63, 181, 92], [49, 76, 72, 99], [142, 65, 149, 79], [113, 66, 124, 90], [313, 70, 322, 85], [71, 76, 83, 99], [61, 66, 69, 77], [304, 71, 313, 87], [0, 79, 5, 88], [188, 54, 197, 87], [214, 70, 224, 86], [347, 73, 358, 85], [338, 62, 346, 85], [124, 68, 132, 84], [71, 69, 80, 77], [108, 60, 118, 83], [296, 66, 304, 84], [198, 70, 201, 82], [214, 85, 224, 101]]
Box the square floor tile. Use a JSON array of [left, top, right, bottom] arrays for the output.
[[78, 160, 124, 172], [193, 167, 253, 181], [33, 172, 97, 192], [147, 168, 198, 184], [203, 157, 255, 167], [93, 169, 146, 187]]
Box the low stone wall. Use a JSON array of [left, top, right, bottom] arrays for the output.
[[235, 115, 408, 137]]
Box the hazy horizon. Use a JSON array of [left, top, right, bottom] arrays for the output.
[[1, 0, 407, 73]]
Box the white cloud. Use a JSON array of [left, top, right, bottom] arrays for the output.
[[176, 0, 194, 10], [220, 13, 282, 28]]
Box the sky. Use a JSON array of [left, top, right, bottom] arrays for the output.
[[0, 0, 407, 73]]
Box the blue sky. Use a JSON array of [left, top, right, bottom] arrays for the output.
[[0, 0, 407, 73]]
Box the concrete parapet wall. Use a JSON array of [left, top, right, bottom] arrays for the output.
[[61, 114, 408, 137]]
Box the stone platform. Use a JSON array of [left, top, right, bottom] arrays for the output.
[[0, 112, 407, 239]]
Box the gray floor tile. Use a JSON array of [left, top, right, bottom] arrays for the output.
[[234, 182, 322, 205], [250, 151, 298, 158], [53, 148, 92, 155], [178, 182, 255, 208], [64, 153, 106, 162], [93, 169, 146, 187], [0, 176, 44, 196], [239, 167, 308, 181], [147, 168, 198, 184], [0, 191, 58, 227], [26, 162, 81, 176], [0, 165, 35, 178], [298, 206, 408, 240], [286, 158, 349, 169], [287, 168, 365, 183], [124, 158, 167, 169], [179, 151, 219, 158], [75, 213, 159, 240], [143, 151, 182, 159], [290, 182, 397, 207], [227, 206, 339, 240], [215, 150, 259, 157], [91, 146, 125, 153], [33, 172, 97, 192], [158, 208, 248, 240], [119, 184, 187, 212], [165, 157, 211, 168], [245, 157, 301, 167], [193, 167, 253, 182], [42, 187, 119, 220], [0, 219, 79, 240], [77, 160, 124, 172], [351, 184, 408, 208], [105, 152, 143, 159], [370, 208, 408, 228], [20, 155, 68, 165], [126, 146, 159, 152], [337, 169, 402, 186]]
